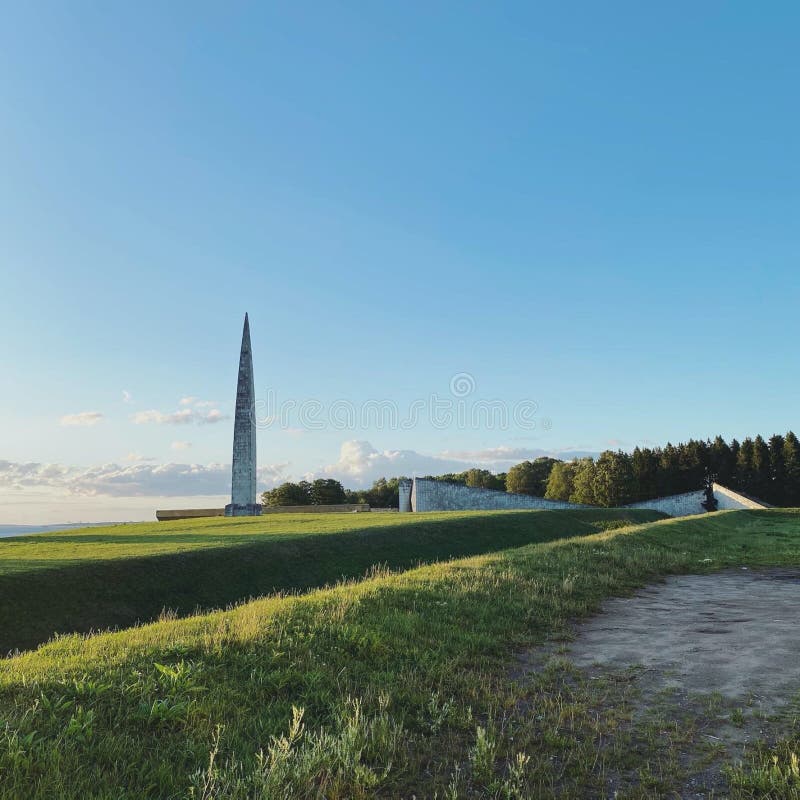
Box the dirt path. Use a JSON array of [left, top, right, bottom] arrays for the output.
[[568, 569, 800, 709], [516, 569, 800, 798]]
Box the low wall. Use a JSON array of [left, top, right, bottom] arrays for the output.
[[260, 503, 370, 514], [157, 504, 371, 520], [409, 478, 588, 512], [625, 490, 707, 518], [156, 508, 224, 521], [712, 483, 768, 510], [625, 483, 768, 518]]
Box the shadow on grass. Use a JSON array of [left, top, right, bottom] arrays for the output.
[[0, 510, 661, 654]]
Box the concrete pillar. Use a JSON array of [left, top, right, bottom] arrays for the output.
[[398, 479, 412, 512]]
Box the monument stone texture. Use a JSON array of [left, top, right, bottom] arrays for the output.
[[224, 313, 262, 516]]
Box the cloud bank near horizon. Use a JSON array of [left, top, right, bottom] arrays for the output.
[[310, 440, 598, 487], [0, 460, 287, 497], [0, 441, 598, 502]]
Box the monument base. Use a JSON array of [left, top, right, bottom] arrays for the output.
[[224, 503, 263, 517]]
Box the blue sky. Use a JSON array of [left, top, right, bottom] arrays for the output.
[[1, 2, 798, 522]]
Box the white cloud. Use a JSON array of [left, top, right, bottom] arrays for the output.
[[132, 407, 229, 425], [60, 411, 104, 427], [438, 446, 598, 464], [309, 441, 482, 486], [171, 441, 192, 451], [198, 409, 229, 424], [122, 390, 133, 404], [309, 440, 600, 487], [131, 409, 194, 425], [124, 452, 157, 463], [0, 459, 288, 498], [180, 397, 218, 409]]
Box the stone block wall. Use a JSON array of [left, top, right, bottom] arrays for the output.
[[260, 503, 370, 514], [712, 483, 768, 510], [156, 508, 224, 521], [625, 490, 707, 517], [409, 478, 588, 512], [625, 483, 767, 518]]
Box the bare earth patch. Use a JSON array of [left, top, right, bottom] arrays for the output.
[[569, 568, 800, 706], [517, 569, 800, 798]]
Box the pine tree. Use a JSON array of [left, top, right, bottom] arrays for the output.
[[768, 434, 786, 505], [783, 431, 800, 506], [679, 439, 707, 492], [729, 439, 741, 488], [751, 435, 771, 501], [658, 444, 681, 496], [592, 451, 635, 507], [736, 438, 755, 494], [632, 447, 659, 500], [709, 436, 734, 486]]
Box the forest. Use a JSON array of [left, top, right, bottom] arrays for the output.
[[261, 431, 800, 509]]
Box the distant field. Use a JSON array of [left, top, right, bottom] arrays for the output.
[[0, 509, 798, 799], [0, 508, 660, 652]]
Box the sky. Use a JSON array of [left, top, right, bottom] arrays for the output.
[[1, 1, 798, 523]]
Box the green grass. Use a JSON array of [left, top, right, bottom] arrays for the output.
[[0, 509, 798, 798], [0, 508, 660, 653]]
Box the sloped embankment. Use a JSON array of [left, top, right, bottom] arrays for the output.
[[0, 508, 661, 652]]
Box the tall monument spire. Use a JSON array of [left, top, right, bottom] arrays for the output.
[[225, 313, 261, 516]]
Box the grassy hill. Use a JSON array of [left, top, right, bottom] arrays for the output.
[[0, 508, 798, 798], [0, 508, 660, 653]]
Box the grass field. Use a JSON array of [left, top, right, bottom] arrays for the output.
[[0, 508, 660, 653], [0, 509, 798, 798]]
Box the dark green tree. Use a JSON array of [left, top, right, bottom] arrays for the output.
[[364, 477, 404, 508], [678, 439, 708, 493], [783, 431, 800, 506], [344, 487, 367, 504], [544, 460, 576, 501], [506, 458, 559, 497], [767, 434, 786, 505], [310, 478, 347, 505], [424, 472, 469, 485], [632, 447, 659, 500], [751, 435, 771, 501], [262, 480, 312, 507], [464, 468, 504, 491], [657, 444, 681, 496], [569, 458, 597, 505], [729, 439, 741, 487], [709, 436, 734, 486], [736, 438, 755, 493], [593, 451, 635, 507]]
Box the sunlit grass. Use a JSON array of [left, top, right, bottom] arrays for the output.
[[0, 509, 797, 797], [0, 508, 658, 653]]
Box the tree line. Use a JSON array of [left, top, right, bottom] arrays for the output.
[[261, 431, 800, 509], [540, 432, 800, 506], [261, 477, 402, 508]]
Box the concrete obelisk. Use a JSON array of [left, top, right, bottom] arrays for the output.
[[224, 313, 262, 516]]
